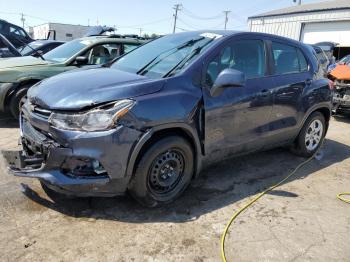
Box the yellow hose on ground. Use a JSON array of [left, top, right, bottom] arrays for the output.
[[220, 145, 350, 262], [337, 192, 350, 204], [220, 154, 316, 262]]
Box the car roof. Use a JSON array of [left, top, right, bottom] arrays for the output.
[[30, 40, 65, 45], [171, 30, 307, 46], [0, 19, 23, 28], [77, 36, 147, 44]]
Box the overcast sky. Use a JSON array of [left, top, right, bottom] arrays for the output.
[[1, 0, 323, 35]]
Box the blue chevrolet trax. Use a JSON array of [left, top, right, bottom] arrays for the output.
[[5, 31, 332, 207]]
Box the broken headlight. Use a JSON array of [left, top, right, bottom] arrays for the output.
[[49, 99, 135, 132]]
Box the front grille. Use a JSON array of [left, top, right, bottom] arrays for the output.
[[22, 119, 47, 143], [32, 105, 52, 119]]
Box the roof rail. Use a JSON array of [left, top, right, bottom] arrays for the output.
[[107, 34, 124, 38]]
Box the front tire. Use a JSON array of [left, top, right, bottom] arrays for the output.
[[293, 112, 326, 157], [9, 87, 28, 119], [128, 136, 194, 207]]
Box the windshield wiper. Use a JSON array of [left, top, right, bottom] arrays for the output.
[[136, 36, 205, 76], [26, 44, 45, 61], [163, 37, 216, 78], [13, 36, 45, 61]]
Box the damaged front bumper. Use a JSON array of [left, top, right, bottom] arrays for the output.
[[3, 103, 143, 197]]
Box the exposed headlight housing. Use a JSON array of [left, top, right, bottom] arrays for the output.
[[49, 99, 135, 131]]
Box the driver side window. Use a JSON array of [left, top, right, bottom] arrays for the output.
[[205, 39, 266, 87], [82, 43, 121, 65]]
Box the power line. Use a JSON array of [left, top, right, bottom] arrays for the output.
[[177, 17, 200, 30], [181, 7, 223, 20], [117, 17, 171, 29], [209, 22, 226, 30], [176, 26, 190, 32], [0, 11, 19, 15]]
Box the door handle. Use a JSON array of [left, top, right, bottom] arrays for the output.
[[305, 79, 313, 85], [260, 89, 271, 97]]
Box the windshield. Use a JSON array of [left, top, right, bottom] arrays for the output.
[[339, 55, 350, 65], [43, 39, 91, 62], [18, 41, 43, 55], [112, 32, 221, 78]]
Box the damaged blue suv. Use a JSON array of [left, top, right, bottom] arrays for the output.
[[5, 31, 332, 207]]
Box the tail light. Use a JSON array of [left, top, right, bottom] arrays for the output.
[[328, 80, 335, 90]]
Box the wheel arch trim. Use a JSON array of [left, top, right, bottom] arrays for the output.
[[125, 122, 203, 181]]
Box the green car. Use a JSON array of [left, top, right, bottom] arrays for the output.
[[0, 36, 145, 118]]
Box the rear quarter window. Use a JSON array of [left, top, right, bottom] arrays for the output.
[[297, 49, 308, 72], [272, 42, 309, 75]]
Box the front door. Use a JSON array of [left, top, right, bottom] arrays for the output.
[[202, 37, 274, 157]]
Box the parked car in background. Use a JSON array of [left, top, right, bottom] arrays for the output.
[[314, 42, 336, 57], [0, 19, 33, 48], [327, 54, 350, 74], [338, 55, 350, 65], [4, 31, 332, 207], [0, 33, 22, 58], [0, 35, 146, 118], [310, 44, 329, 76], [328, 61, 350, 114], [0, 38, 65, 59], [17, 40, 65, 57], [1, 25, 121, 59]]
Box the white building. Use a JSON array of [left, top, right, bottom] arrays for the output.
[[248, 0, 350, 46], [32, 23, 91, 41]]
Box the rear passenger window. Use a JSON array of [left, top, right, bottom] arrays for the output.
[[272, 42, 308, 75], [205, 40, 265, 86]]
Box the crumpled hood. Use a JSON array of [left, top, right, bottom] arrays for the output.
[[329, 64, 350, 81], [0, 56, 48, 69], [28, 68, 165, 110]]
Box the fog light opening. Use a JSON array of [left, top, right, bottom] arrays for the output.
[[92, 160, 106, 175], [63, 158, 107, 177]]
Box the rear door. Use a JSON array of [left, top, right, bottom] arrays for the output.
[[203, 36, 275, 156], [268, 40, 312, 141]]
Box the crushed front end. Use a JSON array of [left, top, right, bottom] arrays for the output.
[[329, 64, 350, 114], [3, 100, 143, 197], [332, 79, 350, 113]]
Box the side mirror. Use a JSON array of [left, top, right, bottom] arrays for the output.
[[75, 56, 88, 65], [210, 68, 246, 97], [32, 50, 44, 57]]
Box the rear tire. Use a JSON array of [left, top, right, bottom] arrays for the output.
[[292, 112, 326, 157], [9, 87, 28, 119], [128, 136, 194, 207]]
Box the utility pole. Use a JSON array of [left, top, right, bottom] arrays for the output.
[[20, 13, 25, 28], [138, 28, 143, 37], [223, 10, 231, 30], [173, 4, 182, 34]]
